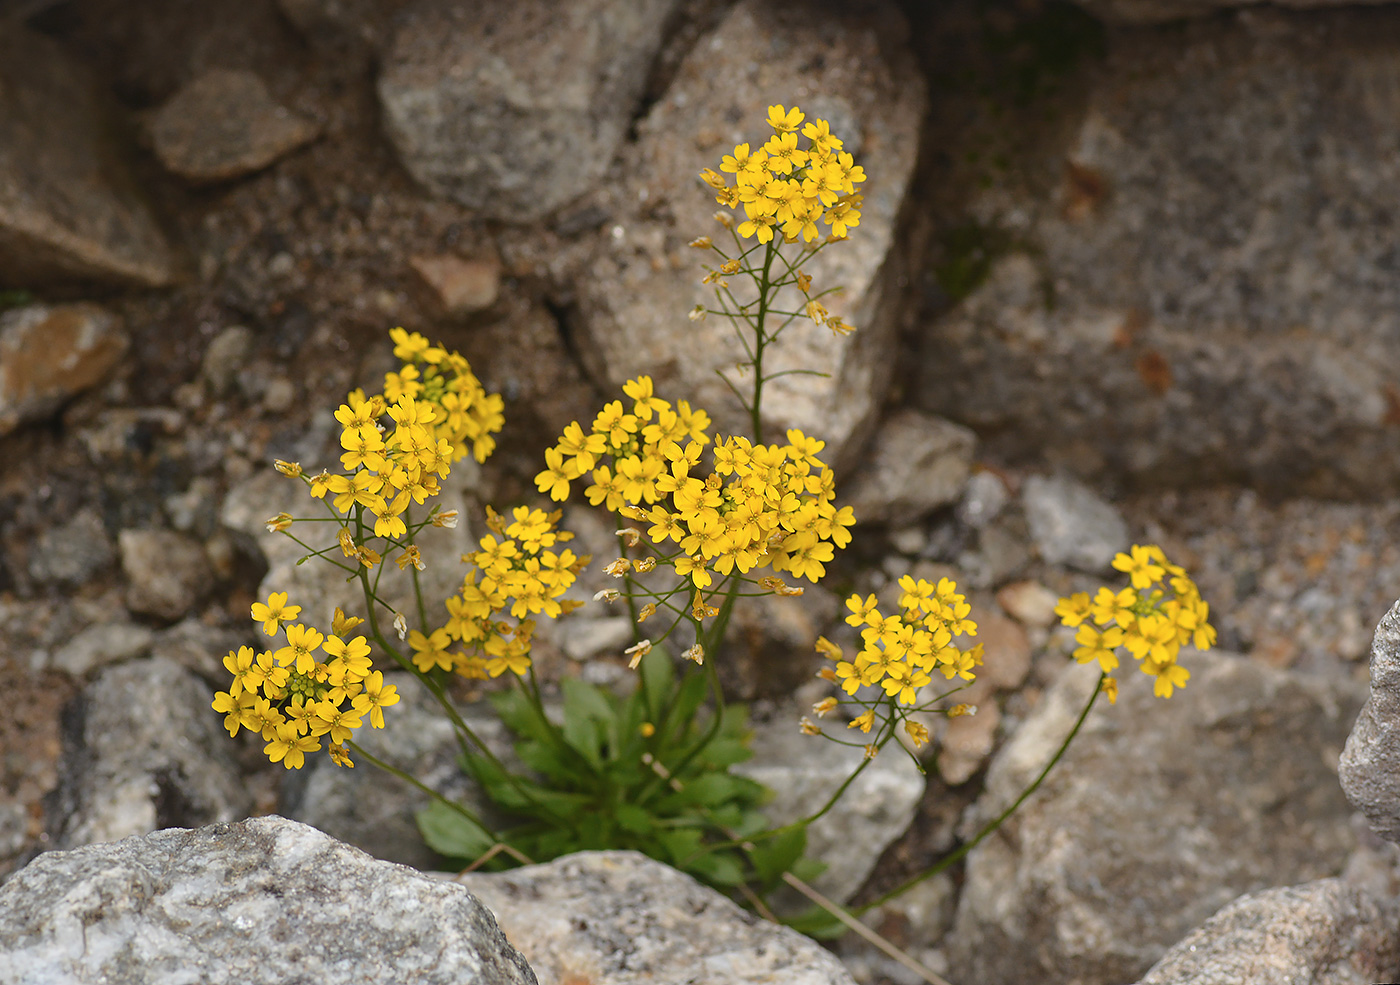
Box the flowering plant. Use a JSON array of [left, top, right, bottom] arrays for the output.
[[212, 105, 1215, 953]]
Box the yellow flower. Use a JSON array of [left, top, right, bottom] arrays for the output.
[[252, 592, 301, 637], [1113, 544, 1167, 589], [766, 103, 804, 133]]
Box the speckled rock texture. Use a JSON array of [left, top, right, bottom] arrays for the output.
[[377, 0, 678, 221], [914, 9, 1400, 497], [455, 850, 856, 985], [842, 410, 976, 526], [0, 26, 175, 287], [1135, 878, 1400, 985], [1341, 598, 1400, 843], [0, 816, 537, 985], [947, 652, 1366, 985], [575, 0, 926, 467]]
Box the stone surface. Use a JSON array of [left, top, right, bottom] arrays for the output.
[[151, 68, 319, 184], [45, 658, 251, 850], [0, 816, 537, 985], [455, 850, 855, 985], [284, 675, 502, 870], [737, 701, 925, 904], [576, 0, 926, 467], [1075, 0, 1386, 26], [1341, 598, 1400, 843], [27, 507, 116, 587], [842, 410, 976, 526], [49, 621, 153, 678], [377, 0, 677, 221], [947, 651, 1366, 985], [996, 579, 1060, 628], [1136, 878, 1400, 985], [0, 304, 128, 436], [119, 528, 213, 621], [409, 253, 500, 315], [0, 27, 175, 288], [914, 9, 1400, 497], [1022, 473, 1129, 574]]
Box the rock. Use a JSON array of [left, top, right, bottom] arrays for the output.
[[0, 27, 175, 288], [1135, 878, 1400, 985], [151, 69, 319, 184], [937, 702, 1000, 786], [200, 325, 255, 396], [995, 580, 1060, 628], [410, 253, 501, 315], [221, 464, 477, 631], [45, 658, 252, 850], [1075, 0, 1374, 26], [377, 0, 678, 222], [119, 528, 214, 621], [736, 702, 925, 904], [554, 616, 634, 662], [1341, 598, 1400, 843], [842, 411, 976, 526], [0, 816, 537, 985], [27, 507, 116, 586], [947, 651, 1366, 985], [455, 849, 855, 985], [1021, 474, 1128, 574], [0, 303, 128, 436], [970, 603, 1032, 690], [575, 0, 926, 466], [956, 470, 1010, 529], [955, 519, 1031, 590], [49, 620, 153, 677], [914, 10, 1400, 497], [285, 675, 502, 870]]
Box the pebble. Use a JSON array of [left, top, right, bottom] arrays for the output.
[[28, 508, 115, 587], [0, 304, 128, 437], [1022, 474, 1129, 574], [995, 580, 1060, 628], [409, 253, 501, 315], [119, 529, 214, 621]]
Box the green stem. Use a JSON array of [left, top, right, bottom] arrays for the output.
[[749, 239, 779, 441], [854, 673, 1105, 916], [348, 739, 500, 842]]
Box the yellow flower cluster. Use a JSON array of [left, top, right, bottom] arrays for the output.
[[421, 506, 588, 680], [534, 377, 855, 600], [824, 575, 983, 717], [383, 327, 505, 464], [1054, 544, 1217, 700], [212, 595, 400, 769], [700, 104, 866, 245]]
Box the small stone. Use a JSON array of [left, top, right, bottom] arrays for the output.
[[956, 521, 1031, 590], [831, 411, 977, 527], [262, 377, 296, 414], [410, 254, 501, 315], [957, 470, 1010, 529], [151, 69, 320, 184], [995, 580, 1060, 628], [201, 325, 255, 395], [50, 621, 153, 677], [27, 508, 115, 586], [1342, 599, 1400, 844], [119, 529, 213, 621], [938, 702, 1001, 786], [1022, 474, 1129, 574], [557, 616, 634, 662], [0, 304, 127, 436], [888, 524, 929, 556], [972, 604, 1032, 690]]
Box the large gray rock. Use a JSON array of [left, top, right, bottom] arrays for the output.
[[576, 0, 926, 465], [0, 304, 128, 437], [0, 27, 175, 288], [377, 0, 677, 222], [947, 652, 1366, 985], [456, 850, 855, 985], [0, 816, 537, 985], [45, 658, 251, 851], [914, 9, 1400, 497], [1136, 878, 1400, 985], [1021, 473, 1129, 574], [1341, 598, 1400, 843]]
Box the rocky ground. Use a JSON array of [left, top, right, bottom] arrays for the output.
[[3, 1, 1400, 984]]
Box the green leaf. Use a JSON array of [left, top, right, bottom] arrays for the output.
[[614, 803, 654, 835], [561, 678, 618, 767], [416, 800, 495, 860], [640, 643, 674, 716], [699, 738, 752, 767], [749, 824, 807, 885], [686, 849, 746, 887], [783, 904, 848, 940]]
